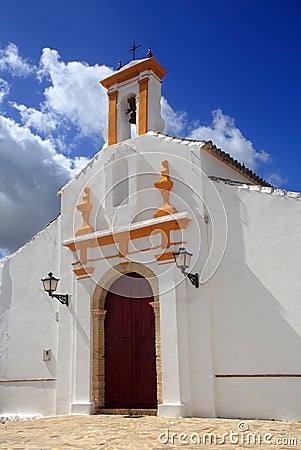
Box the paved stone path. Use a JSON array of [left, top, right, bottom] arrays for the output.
[[0, 414, 301, 449]]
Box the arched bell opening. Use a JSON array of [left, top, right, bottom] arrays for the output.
[[119, 93, 137, 141]]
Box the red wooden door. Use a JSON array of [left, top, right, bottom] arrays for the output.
[[105, 273, 157, 409]]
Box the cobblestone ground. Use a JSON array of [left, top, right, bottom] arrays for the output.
[[0, 414, 301, 450]]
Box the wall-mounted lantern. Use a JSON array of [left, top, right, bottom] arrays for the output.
[[173, 247, 199, 288], [41, 272, 69, 306]]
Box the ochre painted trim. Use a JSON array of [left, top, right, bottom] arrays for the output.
[[138, 77, 148, 135], [154, 160, 177, 218], [155, 251, 175, 261], [64, 216, 191, 265], [71, 241, 185, 266], [72, 253, 119, 266], [75, 187, 95, 236], [73, 267, 95, 276], [101, 57, 167, 89], [108, 90, 118, 146]]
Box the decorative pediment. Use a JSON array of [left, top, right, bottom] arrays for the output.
[[64, 160, 191, 279], [64, 212, 191, 278]]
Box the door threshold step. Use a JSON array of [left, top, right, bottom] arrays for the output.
[[97, 408, 157, 416]]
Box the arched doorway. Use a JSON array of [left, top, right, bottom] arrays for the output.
[[104, 272, 157, 409]]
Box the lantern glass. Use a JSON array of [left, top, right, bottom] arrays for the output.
[[184, 250, 192, 268], [174, 247, 192, 270], [42, 272, 59, 293]]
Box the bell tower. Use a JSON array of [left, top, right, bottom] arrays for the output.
[[101, 56, 167, 146]]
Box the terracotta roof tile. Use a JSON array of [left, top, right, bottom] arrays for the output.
[[152, 132, 273, 187]]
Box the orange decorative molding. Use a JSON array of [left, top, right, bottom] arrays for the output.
[[73, 266, 95, 277], [75, 187, 95, 236], [70, 241, 186, 266], [64, 212, 191, 266], [154, 160, 177, 218], [154, 251, 175, 262], [100, 57, 167, 90], [158, 260, 175, 266], [138, 78, 148, 135], [108, 90, 118, 146]]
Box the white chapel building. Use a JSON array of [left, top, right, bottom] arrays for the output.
[[1, 56, 301, 421]]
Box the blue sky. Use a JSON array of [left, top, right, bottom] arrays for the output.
[[0, 0, 300, 255]]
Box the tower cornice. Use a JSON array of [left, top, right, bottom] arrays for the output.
[[100, 57, 167, 89]]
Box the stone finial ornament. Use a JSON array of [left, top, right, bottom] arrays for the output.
[[147, 47, 153, 58], [75, 187, 95, 236], [153, 160, 177, 218]]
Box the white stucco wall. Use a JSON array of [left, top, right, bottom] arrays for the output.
[[57, 133, 243, 418], [211, 183, 301, 420], [2, 132, 301, 421], [59, 133, 251, 243], [58, 133, 301, 420], [185, 181, 301, 420], [0, 217, 61, 416]]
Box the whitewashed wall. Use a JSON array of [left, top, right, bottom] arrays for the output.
[[58, 133, 253, 418], [186, 181, 301, 420], [0, 218, 61, 416], [2, 132, 301, 421]]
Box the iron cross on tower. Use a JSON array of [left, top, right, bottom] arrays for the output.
[[128, 41, 141, 60]]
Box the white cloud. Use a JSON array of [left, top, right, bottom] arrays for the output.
[[0, 45, 114, 252], [188, 109, 270, 170], [161, 97, 186, 135], [10, 102, 58, 134], [0, 114, 87, 252], [0, 44, 276, 253], [37, 48, 113, 137], [0, 43, 34, 77], [71, 156, 91, 173], [0, 248, 10, 259], [0, 78, 10, 104], [267, 172, 287, 188]]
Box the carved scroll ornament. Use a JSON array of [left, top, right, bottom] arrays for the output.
[[153, 160, 177, 218], [75, 187, 95, 236]]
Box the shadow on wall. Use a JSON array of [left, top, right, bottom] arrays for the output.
[[70, 288, 90, 350], [188, 184, 301, 419], [0, 259, 12, 378]]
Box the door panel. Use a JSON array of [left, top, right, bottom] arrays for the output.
[[105, 273, 157, 408], [105, 293, 132, 408]]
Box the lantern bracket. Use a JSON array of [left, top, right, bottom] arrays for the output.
[[173, 247, 199, 289], [50, 293, 69, 306], [41, 272, 69, 306]]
